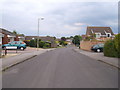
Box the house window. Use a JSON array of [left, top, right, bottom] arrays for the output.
[[107, 34, 110, 37], [106, 33, 111, 37], [95, 33, 101, 38]]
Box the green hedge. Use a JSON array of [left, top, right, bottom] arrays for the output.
[[29, 39, 37, 47], [28, 39, 51, 48], [103, 34, 120, 58]]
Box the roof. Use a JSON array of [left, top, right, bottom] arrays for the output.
[[0, 28, 16, 36], [86, 27, 114, 35], [25, 36, 55, 42]]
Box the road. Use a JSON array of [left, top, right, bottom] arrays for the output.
[[2, 47, 118, 88]]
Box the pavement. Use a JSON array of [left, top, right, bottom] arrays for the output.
[[74, 48, 119, 69], [1, 47, 56, 71], [2, 47, 118, 88]]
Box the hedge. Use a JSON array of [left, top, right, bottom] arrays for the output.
[[103, 34, 120, 58]]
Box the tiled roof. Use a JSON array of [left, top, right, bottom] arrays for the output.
[[86, 26, 114, 35], [0, 28, 16, 36], [25, 36, 55, 42]]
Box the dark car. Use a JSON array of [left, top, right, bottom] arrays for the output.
[[91, 43, 104, 52], [2, 41, 27, 50]]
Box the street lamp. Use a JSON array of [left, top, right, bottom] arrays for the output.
[[37, 17, 44, 51]]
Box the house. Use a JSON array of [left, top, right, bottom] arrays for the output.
[[0, 32, 4, 45], [66, 39, 72, 45], [86, 26, 114, 39], [81, 35, 86, 40], [18, 34, 25, 41], [25, 36, 57, 48], [0, 28, 19, 44]]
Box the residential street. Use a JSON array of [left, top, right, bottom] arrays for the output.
[[2, 46, 118, 88]]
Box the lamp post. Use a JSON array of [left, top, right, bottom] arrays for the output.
[[37, 17, 44, 51]]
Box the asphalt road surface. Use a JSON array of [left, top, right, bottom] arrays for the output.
[[2, 47, 118, 88]]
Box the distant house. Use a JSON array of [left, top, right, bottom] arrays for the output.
[[25, 36, 57, 48], [86, 26, 114, 39], [18, 34, 25, 41], [81, 35, 86, 40], [66, 39, 72, 45], [0, 28, 19, 44]]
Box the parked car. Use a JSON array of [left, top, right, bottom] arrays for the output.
[[91, 43, 104, 52], [2, 41, 26, 50]]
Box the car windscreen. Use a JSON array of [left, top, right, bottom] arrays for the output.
[[98, 44, 104, 47], [93, 45, 99, 48]]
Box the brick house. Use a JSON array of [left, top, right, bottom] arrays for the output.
[[25, 36, 57, 48], [0, 28, 19, 44], [86, 26, 114, 39], [81, 35, 86, 40]]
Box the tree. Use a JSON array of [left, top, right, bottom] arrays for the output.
[[61, 37, 66, 41], [53, 36, 56, 40], [12, 30, 18, 35], [72, 35, 82, 46], [70, 36, 73, 39]]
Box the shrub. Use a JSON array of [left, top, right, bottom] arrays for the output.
[[114, 34, 120, 57], [59, 41, 67, 46], [43, 43, 51, 48], [29, 39, 37, 47], [84, 36, 91, 41], [103, 39, 119, 58], [39, 41, 45, 48], [24, 40, 30, 46]]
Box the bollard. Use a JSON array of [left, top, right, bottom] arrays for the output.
[[16, 49, 17, 53], [5, 48, 7, 55]]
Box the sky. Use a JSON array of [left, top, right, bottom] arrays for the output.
[[0, 0, 118, 38]]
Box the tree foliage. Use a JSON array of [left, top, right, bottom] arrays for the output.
[[12, 30, 18, 35], [61, 37, 66, 41], [72, 35, 82, 46]]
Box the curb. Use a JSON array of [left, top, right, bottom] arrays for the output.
[[73, 49, 120, 70], [97, 60, 120, 70], [2, 55, 37, 71]]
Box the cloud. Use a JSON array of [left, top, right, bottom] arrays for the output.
[[1, 1, 118, 37], [74, 23, 86, 26]]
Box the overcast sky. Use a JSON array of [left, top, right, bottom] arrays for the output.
[[0, 0, 118, 37]]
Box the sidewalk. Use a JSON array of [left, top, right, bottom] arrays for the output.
[[1, 48, 55, 71], [74, 48, 119, 69]]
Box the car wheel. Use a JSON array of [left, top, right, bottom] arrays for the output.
[[97, 49, 101, 52], [20, 47, 24, 51]]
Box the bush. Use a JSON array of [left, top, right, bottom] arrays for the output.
[[104, 39, 119, 58], [39, 41, 45, 48], [114, 34, 120, 57], [29, 39, 37, 47], [29, 39, 52, 48], [84, 36, 91, 41], [43, 43, 51, 48], [24, 40, 30, 46], [59, 41, 67, 46]]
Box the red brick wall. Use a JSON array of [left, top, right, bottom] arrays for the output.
[[2, 34, 8, 44], [2, 34, 19, 44]]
